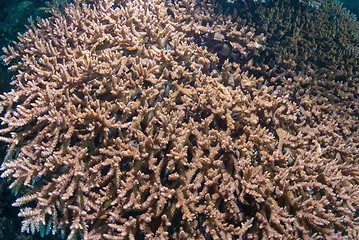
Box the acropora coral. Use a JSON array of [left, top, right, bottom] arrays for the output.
[[0, 0, 358, 239]]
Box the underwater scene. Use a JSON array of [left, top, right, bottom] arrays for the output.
[[0, 0, 358, 239]]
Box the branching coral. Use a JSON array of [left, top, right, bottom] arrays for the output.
[[218, 0, 359, 125], [0, 0, 358, 239]]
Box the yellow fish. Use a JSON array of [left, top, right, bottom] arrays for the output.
[[125, 46, 137, 51], [99, 214, 108, 219]]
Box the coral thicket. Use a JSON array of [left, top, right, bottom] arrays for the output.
[[0, 0, 358, 239]]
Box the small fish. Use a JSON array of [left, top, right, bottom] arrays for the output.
[[108, 127, 118, 139], [215, 41, 232, 57], [149, 97, 162, 107], [251, 150, 260, 163], [164, 82, 172, 97], [125, 46, 137, 51], [148, 110, 154, 121], [129, 140, 138, 147], [143, 35, 151, 44], [131, 92, 142, 101], [104, 200, 113, 208], [165, 43, 172, 50], [236, 201, 244, 212], [119, 42, 137, 51], [200, 39, 240, 61], [308, 0, 321, 9], [99, 214, 108, 219], [122, 69, 134, 80], [218, 148, 225, 157], [31, 175, 51, 187], [309, 189, 315, 195], [53, 164, 69, 174], [287, 155, 294, 166], [231, 111, 247, 120], [200, 39, 221, 49]]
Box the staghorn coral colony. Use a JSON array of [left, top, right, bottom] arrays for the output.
[[0, 0, 358, 239], [218, 0, 359, 132]]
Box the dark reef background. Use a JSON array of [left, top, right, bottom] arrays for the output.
[[0, 2, 57, 239], [341, 0, 359, 17], [0, 0, 358, 239]]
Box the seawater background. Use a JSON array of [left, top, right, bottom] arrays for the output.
[[0, 0, 357, 239]]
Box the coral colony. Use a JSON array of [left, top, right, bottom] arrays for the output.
[[0, 0, 358, 239]]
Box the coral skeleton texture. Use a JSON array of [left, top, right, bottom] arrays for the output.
[[0, 0, 358, 239]]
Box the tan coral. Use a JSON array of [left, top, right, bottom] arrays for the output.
[[0, 0, 358, 239]]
